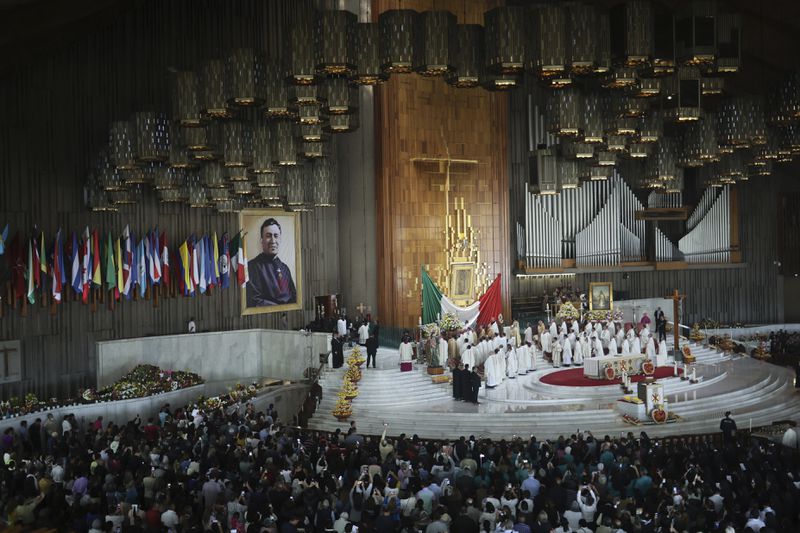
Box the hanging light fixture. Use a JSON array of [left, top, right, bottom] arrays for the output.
[[610, 0, 654, 68], [325, 112, 359, 133], [479, 71, 519, 91], [351, 22, 388, 85], [675, 1, 717, 67], [596, 151, 618, 166], [697, 163, 724, 187], [484, 6, 526, 74], [627, 142, 650, 159], [109, 121, 138, 170], [189, 122, 221, 161], [714, 13, 741, 74], [206, 186, 230, 203], [605, 95, 639, 136], [286, 19, 320, 85], [447, 24, 483, 88], [648, 2, 675, 76], [187, 171, 209, 208], [285, 164, 307, 207], [779, 123, 800, 155], [587, 164, 611, 181], [532, 148, 560, 195], [606, 135, 628, 152], [201, 161, 226, 189], [718, 151, 745, 181], [638, 112, 662, 144], [256, 171, 281, 188], [97, 151, 125, 191], [171, 71, 202, 127], [547, 87, 582, 137], [379, 9, 418, 74], [530, 4, 568, 80], [300, 124, 328, 142], [322, 78, 358, 115], [133, 111, 169, 163], [747, 96, 768, 145], [677, 127, 704, 168], [594, 12, 612, 74], [645, 138, 678, 187], [120, 167, 148, 186], [312, 157, 338, 207], [631, 78, 661, 98], [289, 85, 325, 107], [168, 124, 197, 169], [272, 120, 298, 166], [663, 167, 684, 193], [414, 10, 455, 76], [582, 92, 605, 143], [558, 159, 581, 189], [718, 97, 750, 149], [602, 67, 637, 90], [264, 64, 294, 119], [232, 180, 254, 196], [200, 59, 233, 119], [86, 176, 116, 212], [154, 167, 186, 190], [259, 186, 281, 203], [561, 140, 594, 159], [755, 127, 781, 162], [297, 104, 324, 126], [316, 9, 357, 77], [701, 77, 724, 96], [567, 3, 598, 75], [300, 141, 330, 159], [227, 166, 250, 183], [252, 121, 276, 175], [225, 48, 265, 107], [666, 67, 703, 123]]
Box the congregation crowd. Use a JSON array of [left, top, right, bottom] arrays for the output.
[[1, 393, 798, 533]]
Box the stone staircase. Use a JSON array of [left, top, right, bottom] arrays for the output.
[[307, 341, 800, 440]]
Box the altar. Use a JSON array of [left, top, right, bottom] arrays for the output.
[[584, 354, 646, 379]]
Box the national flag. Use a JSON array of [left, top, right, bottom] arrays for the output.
[[128, 231, 139, 298], [198, 235, 207, 294], [32, 232, 41, 289], [26, 237, 35, 304], [160, 231, 170, 286], [81, 227, 91, 302], [8, 233, 24, 300], [179, 240, 193, 294], [229, 232, 240, 283], [114, 235, 122, 300], [92, 229, 102, 287], [137, 237, 147, 298], [230, 232, 249, 288], [239, 233, 249, 287], [122, 226, 132, 298], [106, 232, 117, 299], [150, 230, 162, 284], [70, 232, 82, 296], [52, 230, 64, 303], [208, 234, 218, 288], [0, 224, 8, 255], [144, 230, 152, 283], [219, 232, 230, 289], [39, 231, 46, 278], [420, 267, 503, 328], [190, 237, 199, 288]]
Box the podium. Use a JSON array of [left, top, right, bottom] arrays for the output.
[[637, 379, 668, 414]]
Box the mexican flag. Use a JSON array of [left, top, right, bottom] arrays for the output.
[[421, 267, 503, 328]]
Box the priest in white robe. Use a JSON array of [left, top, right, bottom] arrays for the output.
[[524, 324, 533, 345], [645, 335, 657, 360], [601, 328, 611, 350], [494, 348, 506, 383], [632, 336, 642, 355], [458, 337, 469, 358], [593, 336, 604, 358], [540, 331, 552, 357], [616, 327, 625, 347], [490, 320, 500, 335], [399, 339, 413, 369], [552, 339, 563, 367], [562, 338, 573, 366], [573, 338, 584, 365], [518, 343, 530, 374], [608, 321, 616, 337], [657, 339, 669, 366], [594, 322, 603, 336], [527, 341, 537, 371], [608, 337, 618, 357], [337, 317, 347, 337], [579, 335, 590, 363], [560, 321, 568, 336], [439, 336, 449, 366], [639, 326, 650, 346], [358, 322, 370, 345], [568, 332, 577, 351], [462, 344, 475, 370], [485, 350, 499, 388], [584, 322, 592, 334], [621, 338, 631, 355], [549, 321, 558, 339], [571, 320, 580, 334], [505, 346, 518, 378]]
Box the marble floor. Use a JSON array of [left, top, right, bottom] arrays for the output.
[[308, 340, 800, 439]]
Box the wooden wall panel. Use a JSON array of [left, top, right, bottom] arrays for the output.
[[0, 0, 339, 399], [374, 0, 510, 330]]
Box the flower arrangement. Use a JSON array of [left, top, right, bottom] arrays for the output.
[[341, 380, 358, 400], [421, 323, 441, 339], [347, 346, 366, 367], [83, 364, 204, 402], [619, 395, 644, 405], [333, 396, 352, 419], [689, 323, 706, 342], [584, 309, 624, 322], [345, 366, 362, 383], [438, 312, 463, 333], [753, 341, 771, 360], [556, 301, 580, 321]]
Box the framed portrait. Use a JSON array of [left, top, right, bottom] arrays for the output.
[[449, 262, 475, 302], [239, 209, 303, 315], [589, 282, 613, 311]]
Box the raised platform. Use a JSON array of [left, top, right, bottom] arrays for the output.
[[308, 339, 800, 440]]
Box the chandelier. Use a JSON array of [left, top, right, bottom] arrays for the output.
[[447, 24, 483, 88], [316, 10, 357, 77], [379, 9, 417, 74], [484, 6, 526, 74], [415, 11, 455, 76], [351, 23, 387, 85]]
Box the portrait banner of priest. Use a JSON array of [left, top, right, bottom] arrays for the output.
[[240, 209, 302, 315], [589, 282, 613, 312]]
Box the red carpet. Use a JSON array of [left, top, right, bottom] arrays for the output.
[[540, 366, 682, 387]]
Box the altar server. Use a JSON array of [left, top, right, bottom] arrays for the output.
[[560, 320, 568, 336], [495, 346, 506, 382], [608, 336, 618, 356], [616, 327, 625, 347], [506, 345, 518, 378], [562, 337, 573, 366], [518, 342, 531, 374], [399, 339, 413, 371], [608, 321, 616, 337], [573, 337, 584, 365], [579, 334, 590, 363], [552, 338, 563, 367], [571, 320, 580, 334], [439, 335, 450, 366]]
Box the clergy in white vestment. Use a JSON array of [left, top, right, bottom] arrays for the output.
[[506, 346, 518, 378], [494, 333, 505, 351], [645, 335, 656, 360], [626, 328, 635, 340], [485, 350, 499, 388], [490, 320, 500, 335], [568, 332, 577, 353], [399, 339, 413, 363], [517, 344, 529, 374], [562, 338, 573, 366], [657, 339, 669, 366], [616, 327, 625, 346], [608, 321, 616, 336], [579, 335, 590, 362], [560, 321, 568, 336], [584, 322, 592, 334], [621, 338, 631, 355], [458, 337, 469, 357], [524, 324, 533, 345], [494, 348, 506, 383], [439, 336, 450, 366], [511, 321, 522, 347], [632, 336, 642, 355], [608, 337, 618, 356], [640, 326, 650, 345], [462, 344, 476, 370], [552, 339, 563, 367], [549, 321, 558, 339], [593, 336, 604, 358], [601, 328, 611, 349], [540, 331, 552, 355], [573, 339, 584, 365], [527, 342, 537, 371], [594, 322, 603, 335], [337, 317, 347, 337], [358, 322, 370, 345], [571, 320, 580, 334], [471, 329, 478, 346]]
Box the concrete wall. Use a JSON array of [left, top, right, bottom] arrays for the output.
[[96, 329, 329, 388]]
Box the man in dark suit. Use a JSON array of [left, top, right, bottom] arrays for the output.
[[365, 334, 379, 369], [331, 333, 344, 368], [469, 366, 481, 404], [453, 363, 463, 401], [654, 306, 667, 342]]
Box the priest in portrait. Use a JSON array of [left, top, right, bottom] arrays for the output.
[[247, 218, 297, 307]]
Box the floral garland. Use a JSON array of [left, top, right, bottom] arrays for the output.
[[198, 382, 263, 413], [584, 309, 624, 322], [556, 301, 580, 321], [332, 345, 364, 419], [438, 312, 463, 333]]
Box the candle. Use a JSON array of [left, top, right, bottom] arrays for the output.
[[673, 361, 678, 377], [691, 367, 697, 382]]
